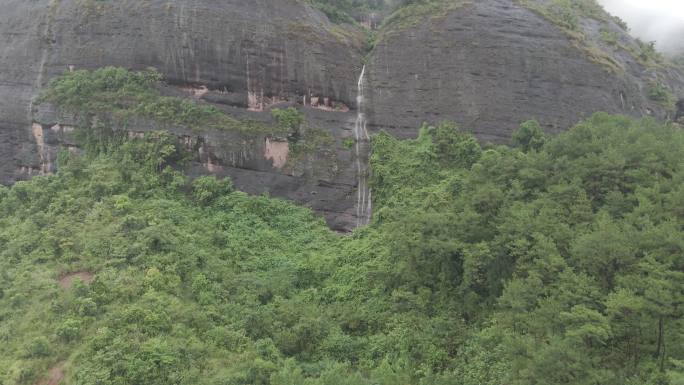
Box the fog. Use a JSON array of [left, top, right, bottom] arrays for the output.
[[597, 0, 684, 55]]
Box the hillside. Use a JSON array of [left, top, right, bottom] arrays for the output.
[[1, 0, 684, 384], [2, 113, 684, 384]]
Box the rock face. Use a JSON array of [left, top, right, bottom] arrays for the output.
[[0, 0, 365, 230], [0, 0, 364, 176], [365, 0, 684, 143], [1, 0, 683, 230]]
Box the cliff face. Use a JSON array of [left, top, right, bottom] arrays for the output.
[[364, 0, 684, 142], [0, 0, 364, 176], [0, 0, 682, 230], [0, 0, 365, 230]]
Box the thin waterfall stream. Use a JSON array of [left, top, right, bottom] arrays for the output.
[[354, 65, 372, 226]]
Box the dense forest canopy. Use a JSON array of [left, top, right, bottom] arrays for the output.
[[2, 91, 684, 384]]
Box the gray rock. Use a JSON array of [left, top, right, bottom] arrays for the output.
[[364, 0, 684, 142], [0, 0, 365, 230], [1, 0, 683, 230]]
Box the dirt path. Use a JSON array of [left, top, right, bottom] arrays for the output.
[[59, 271, 94, 289], [36, 362, 65, 385]]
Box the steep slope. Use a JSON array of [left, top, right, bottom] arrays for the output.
[[1, 0, 683, 230], [364, 0, 684, 142], [3, 114, 684, 384], [0, 0, 366, 230]]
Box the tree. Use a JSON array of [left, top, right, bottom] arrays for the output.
[[426, 122, 482, 168], [512, 120, 546, 152], [272, 107, 304, 137], [191, 175, 234, 205], [617, 257, 684, 372]]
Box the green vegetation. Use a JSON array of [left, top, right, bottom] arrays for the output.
[[600, 28, 619, 46], [3, 113, 684, 384], [674, 53, 684, 68], [271, 108, 305, 136], [272, 107, 335, 170], [375, 0, 470, 40], [306, 0, 401, 24], [306, 0, 371, 24], [342, 138, 355, 149], [40, 67, 270, 133], [380, 0, 457, 28], [308, 0, 470, 44], [521, 0, 606, 31], [517, 0, 624, 73], [648, 80, 676, 111], [517, 0, 678, 73], [634, 39, 666, 66], [511, 119, 546, 152]]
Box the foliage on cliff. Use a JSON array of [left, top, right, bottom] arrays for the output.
[[308, 0, 461, 27], [40, 67, 270, 133], [307, 0, 385, 23], [2, 113, 684, 384]]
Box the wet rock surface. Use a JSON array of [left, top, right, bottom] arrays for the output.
[[0, 0, 365, 230], [365, 0, 684, 142]]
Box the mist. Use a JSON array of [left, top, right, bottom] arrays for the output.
[[597, 0, 684, 55]]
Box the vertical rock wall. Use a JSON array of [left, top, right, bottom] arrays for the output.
[[1, 0, 683, 230]]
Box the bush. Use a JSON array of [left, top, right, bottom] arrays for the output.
[[57, 318, 83, 341], [191, 176, 234, 205], [648, 81, 675, 110], [636, 39, 664, 64], [41, 67, 268, 133], [3, 110, 684, 383], [271, 108, 304, 135], [24, 337, 51, 358], [426, 122, 482, 167], [77, 297, 98, 316], [600, 29, 618, 46], [512, 119, 546, 152], [648, 81, 669, 101]]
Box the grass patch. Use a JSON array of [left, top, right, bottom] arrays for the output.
[[648, 80, 676, 112], [376, 0, 471, 42], [343, 137, 355, 149], [517, 0, 624, 73], [600, 28, 618, 46], [632, 39, 665, 67], [305, 0, 386, 24]]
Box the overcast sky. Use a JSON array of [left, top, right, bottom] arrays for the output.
[[597, 0, 684, 54]]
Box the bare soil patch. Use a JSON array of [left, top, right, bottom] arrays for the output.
[[59, 271, 94, 289], [36, 362, 65, 385]]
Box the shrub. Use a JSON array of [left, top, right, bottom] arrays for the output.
[[271, 108, 304, 134], [600, 29, 618, 46], [636, 39, 664, 64], [648, 81, 675, 111], [41, 67, 268, 133], [426, 122, 482, 168], [24, 337, 51, 358], [77, 297, 98, 316], [343, 138, 355, 149], [512, 119, 546, 152], [191, 176, 234, 205], [57, 318, 83, 341]]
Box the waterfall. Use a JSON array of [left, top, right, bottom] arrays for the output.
[[28, 1, 57, 122], [354, 65, 372, 226]]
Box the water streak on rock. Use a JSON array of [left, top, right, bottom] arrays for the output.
[[354, 65, 372, 226]]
